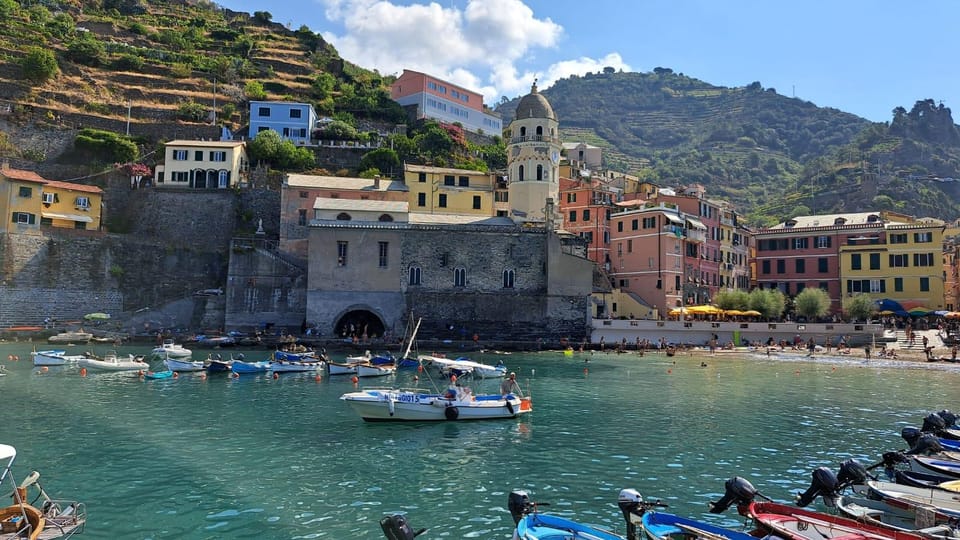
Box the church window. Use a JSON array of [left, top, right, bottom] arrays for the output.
[[518, 165, 524, 181], [536, 165, 543, 180]]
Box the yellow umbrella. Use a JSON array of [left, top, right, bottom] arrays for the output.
[[724, 309, 744, 316], [668, 307, 688, 316], [742, 310, 761, 316], [687, 305, 721, 314]]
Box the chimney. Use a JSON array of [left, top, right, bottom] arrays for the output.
[[373, 175, 381, 189]]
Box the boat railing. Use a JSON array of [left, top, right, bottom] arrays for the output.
[[43, 499, 86, 537]]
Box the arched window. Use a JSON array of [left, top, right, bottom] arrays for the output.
[[378, 214, 394, 222], [520, 126, 526, 138], [218, 170, 229, 188], [336, 213, 351, 221], [536, 126, 543, 138], [454, 267, 466, 287], [536, 164, 543, 180], [518, 165, 524, 181], [502, 269, 515, 289], [409, 266, 421, 285]]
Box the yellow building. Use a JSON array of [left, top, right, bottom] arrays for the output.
[[39, 180, 104, 230], [0, 163, 46, 234], [839, 216, 946, 313], [154, 140, 248, 189], [403, 164, 496, 216]]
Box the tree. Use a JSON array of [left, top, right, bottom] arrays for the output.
[[748, 288, 785, 319], [21, 47, 58, 83], [317, 120, 358, 140], [359, 148, 400, 176], [244, 80, 267, 101], [844, 294, 876, 322], [252, 11, 272, 24], [248, 130, 314, 171], [248, 129, 283, 165], [66, 34, 106, 66], [714, 289, 750, 310], [794, 287, 831, 321]]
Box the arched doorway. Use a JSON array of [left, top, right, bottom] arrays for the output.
[[334, 309, 386, 340]]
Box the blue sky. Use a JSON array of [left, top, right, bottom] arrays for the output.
[[215, 0, 958, 123]]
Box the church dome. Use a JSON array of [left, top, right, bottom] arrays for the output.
[[514, 81, 556, 121]]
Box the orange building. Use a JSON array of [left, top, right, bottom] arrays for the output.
[[390, 69, 502, 134]]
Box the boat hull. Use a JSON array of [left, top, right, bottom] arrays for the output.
[[31, 351, 86, 366], [164, 358, 205, 372], [144, 370, 174, 380], [269, 361, 324, 373], [231, 360, 270, 374], [340, 390, 531, 422], [356, 364, 395, 377], [78, 355, 148, 372], [513, 513, 622, 540]]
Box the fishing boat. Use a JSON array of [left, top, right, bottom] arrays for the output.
[[46, 330, 92, 344], [0, 443, 86, 540], [231, 359, 270, 374], [893, 470, 960, 490], [641, 507, 762, 540], [204, 353, 235, 373], [340, 385, 531, 422], [327, 351, 370, 375], [150, 339, 192, 359], [356, 363, 396, 377], [269, 355, 325, 373], [30, 350, 87, 367], [709, 476, 928, 540], [77, 350, 148, 372], [143, 370, 174, 380], [419, 355, 507, 379], [163, 357, 205, 372]]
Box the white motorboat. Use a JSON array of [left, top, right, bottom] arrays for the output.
[[150, 340, 192, 359], [327, 351, 372, 375], [78, 351, 148, 372], [47, 330, 92, 344], [31, 349, 88, 367], [340, 386, 531, 422], [0, 443, 86, 540], [163, 358, 205, 372]]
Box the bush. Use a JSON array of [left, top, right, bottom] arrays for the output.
[[0, 0, 17, 18], [45, 12, 74, 39], [74, 128, 138, 163], [244, 80, 267, 100], [112, 53, 144, 71], [177, 101, 208, 122], [170, 63, 192, 78], [129, 22, 147, 35], [21, 47, 58, 83], [65, 35, 106, 67]]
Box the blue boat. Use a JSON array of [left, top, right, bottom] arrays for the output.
[[143, 369, 174, 380], [508, 488, 670, 540], [231, 359, 271, 374], [641, 509, 759, 540]]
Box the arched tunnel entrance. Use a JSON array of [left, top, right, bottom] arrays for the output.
[[334, 309, 386, 340]]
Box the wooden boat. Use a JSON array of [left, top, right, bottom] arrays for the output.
[[46, 330, 92, 344], [30, 350, 87, 367], [150, 339, 192, 359], [356, 363, 396, 377], [78, 350, 148, 372], [860, 480, 960, 518], [269, 358, 324, 373], [231, 359, 270, 374], [143, 370, 174, 380], [641, 509, 760, 540], [0, 444, 85, 540], [204, 353, 234, 373], [340, 386, 531, 422], [508, 489, 625, 540], [163, 358, 205, 372]]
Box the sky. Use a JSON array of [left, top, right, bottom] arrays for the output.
[[214, 0, 959, 123]]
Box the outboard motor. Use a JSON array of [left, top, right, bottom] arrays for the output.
[[902, 427, 923, 449], [905, 433, 944, 455], [508, 490, 535, 525], [380, 514, 426, 540], [618, 488, 644, 540], [709, 477, 758, 514], [922, 413, 947, 434], [795, 467, 839, 507], [939, 409, 958, 428], [836, 459, 872, 488]]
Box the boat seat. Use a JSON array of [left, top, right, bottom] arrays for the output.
[[841, 503, 884, 520]]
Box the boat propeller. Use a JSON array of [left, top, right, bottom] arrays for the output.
[[617, 488, 668, 540], [923, 413, 948, 435], [508, 490, 544, 525], [938, 409, 958, 428], [709, 477, 767, 514], [379, 514, 426, 540], [904, 432, 944, 455]]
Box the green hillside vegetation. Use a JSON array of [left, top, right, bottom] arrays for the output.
[[0, 0, 501, 177], [499, 70, 960, 223]]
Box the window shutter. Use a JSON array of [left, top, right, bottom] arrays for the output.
[[28, 213, 35, 224], [11, 213, 16, 223]]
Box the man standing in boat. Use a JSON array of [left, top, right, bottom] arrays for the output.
[[501, 372, 521, 396]]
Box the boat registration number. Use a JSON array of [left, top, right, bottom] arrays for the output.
[[396, 394, 420, 403]]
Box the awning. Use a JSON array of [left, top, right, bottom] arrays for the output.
[[664, 213, 684, 225], [685, 217, 707, 230], [41, 211, 93, 223]]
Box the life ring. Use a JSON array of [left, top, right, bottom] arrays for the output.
[[505, 400, 515, 415], [444, 406, 459, 420]]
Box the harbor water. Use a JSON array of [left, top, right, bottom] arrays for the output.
[[0, 342, 957, 539]]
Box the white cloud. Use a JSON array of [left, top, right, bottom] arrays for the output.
[[318, 0, 627, 105]]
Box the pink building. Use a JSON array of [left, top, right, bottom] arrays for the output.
[[558, 176, 614, 267], [390, 69, 502, 134]]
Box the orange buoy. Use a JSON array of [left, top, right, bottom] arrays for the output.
[[80, 367, 87, 377], [273, 372, 279, 379], [233, 372, 240, 378], [417, 365, 423, 373], [315, 375, 321, 382], [200, 372, 207, 380], [583, 367, 588, 374], [40, 366, 48, 372], [351, 375, 359, 384], [138, 370, 144, 377], [667, 369, 672, 374], [173, 372, 179, 378]]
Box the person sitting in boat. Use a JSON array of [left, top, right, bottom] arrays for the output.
[[444, 375, 458, 400], [500, 372, 521, 397]]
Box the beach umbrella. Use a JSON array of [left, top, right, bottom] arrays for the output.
[[908, 308, 931, 316], [687, 305, 721, 314], [878, 310, 896, 316], [668, 307, 688, 317], [742, 310, 762, 316], [724, 309, 744, 316], [83, 312, 111, 320]]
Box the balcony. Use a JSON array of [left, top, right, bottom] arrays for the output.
[[686, 229, 706, 243], [509, 135, 562, 145]]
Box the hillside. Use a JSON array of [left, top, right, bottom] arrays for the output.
[[498, 70, 960, 223]]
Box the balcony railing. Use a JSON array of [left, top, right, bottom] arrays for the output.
[[509, 135, 562, 145]]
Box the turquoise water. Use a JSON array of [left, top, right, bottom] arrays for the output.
[[0, 343, 957, 539]]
